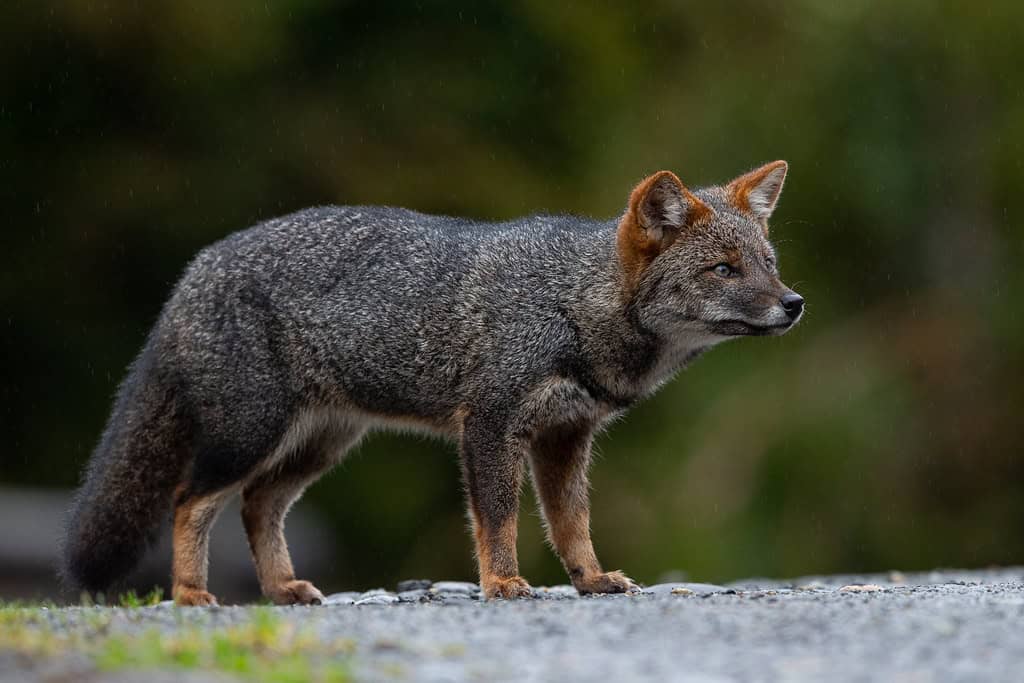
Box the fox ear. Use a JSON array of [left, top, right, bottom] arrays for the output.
[[633, 171, 689, 243], [618, 170, 711, 289], [727, 160, 787, 222]]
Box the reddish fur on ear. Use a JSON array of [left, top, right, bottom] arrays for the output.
[[727, 160, 788, 222], [617, 171, 710, 294]]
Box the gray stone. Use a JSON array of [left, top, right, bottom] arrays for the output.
[[433, 592, 478, 604], [397, 579, 433, 592], [324, 591, 360, 605], [397, 589, 431, 603], [355, 593, 400, 606], [430, 581, 480, 596]]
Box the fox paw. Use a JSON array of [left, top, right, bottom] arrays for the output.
[[174, 587, 219, 607], [482, 575, 533, 600], [267, 579, 325, 606], [573, 570, 640, 595]]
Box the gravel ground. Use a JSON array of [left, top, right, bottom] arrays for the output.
[[3, 568, 1023, 682]]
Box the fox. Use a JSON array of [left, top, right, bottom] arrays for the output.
[[62, 161, 803, 605]]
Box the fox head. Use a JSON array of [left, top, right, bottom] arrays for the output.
[[617, 161, 803, 341]]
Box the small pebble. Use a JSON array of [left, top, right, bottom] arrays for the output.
[[535, 585, 579, 599], [355, 594, 400, 606], [839, 584, 883, 593], [324, 592, 360, 605], [796, 583, 827, 591], [583, 592, 630, 600], [397, 589, 431, 603], [643, 583, 730, 597]]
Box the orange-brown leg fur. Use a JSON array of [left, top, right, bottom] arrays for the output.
[[172, 487, 236, 606], [472, 509, 531, 599], [239, 418, 363, 605], [462, 430, 532, 600], [529, 425, 638, 595], [241, 464, 329, 606]]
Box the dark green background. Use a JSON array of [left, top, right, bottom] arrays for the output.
[[3, 1, 1022, 594]]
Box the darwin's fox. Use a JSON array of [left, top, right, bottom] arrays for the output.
[[63, 162, 803, 604]]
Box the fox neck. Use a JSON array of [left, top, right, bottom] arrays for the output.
[[568, 233, 719, 403]]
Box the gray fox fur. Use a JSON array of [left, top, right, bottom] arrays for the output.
[[63, 161, 803, 604]]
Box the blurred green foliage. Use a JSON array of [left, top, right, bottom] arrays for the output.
[[2, 0, 1023, 592]]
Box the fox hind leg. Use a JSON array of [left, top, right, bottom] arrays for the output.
[[241, 463, 327, 605], [241, 416, 364, 605], [172, 485, 237, 606]]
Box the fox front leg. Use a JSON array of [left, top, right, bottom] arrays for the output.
[[529, 424, 639, 595], [460, 420, 532, 600]]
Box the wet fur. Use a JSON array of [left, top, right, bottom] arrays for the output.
[[62, 162, 801, 603]]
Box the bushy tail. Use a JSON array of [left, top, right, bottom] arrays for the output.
[[61, 341, 189, 596]]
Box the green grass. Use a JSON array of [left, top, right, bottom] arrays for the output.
[[117, 586, 165, 608], [0, 605, 353, 682]]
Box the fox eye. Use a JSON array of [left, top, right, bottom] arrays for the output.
[[712, 263, 736, 278]]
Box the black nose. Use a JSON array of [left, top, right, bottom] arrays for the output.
[[780, 292, 804, 320]]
